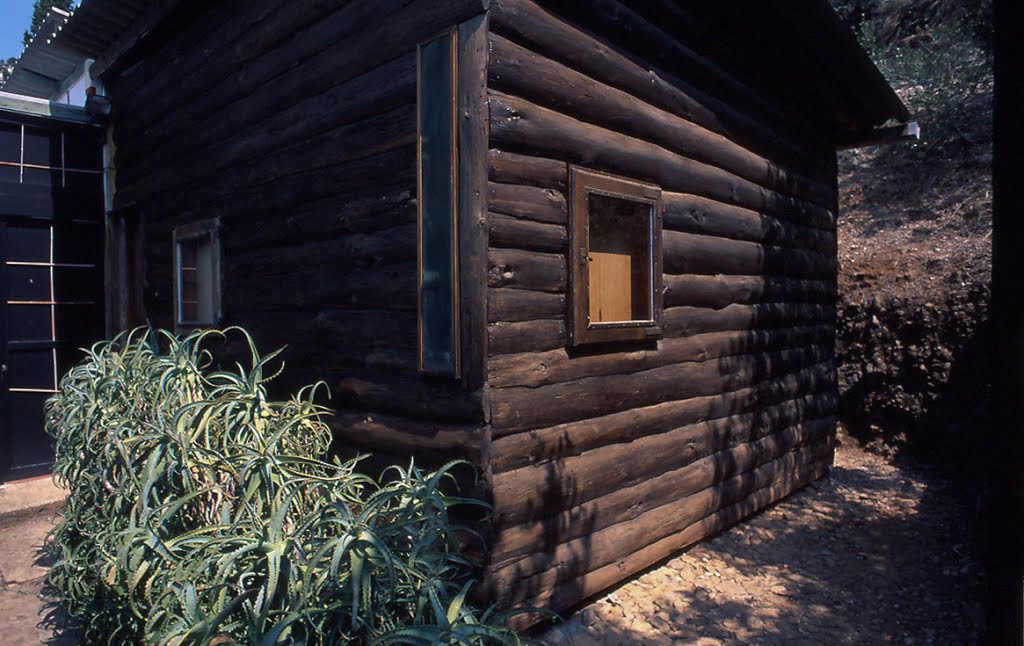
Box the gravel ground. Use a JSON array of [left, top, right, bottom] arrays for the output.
[[535, 433, 984, 645]]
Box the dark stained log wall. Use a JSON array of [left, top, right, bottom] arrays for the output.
[[483, 0, 841, 617], [104, 0, 492, 466]]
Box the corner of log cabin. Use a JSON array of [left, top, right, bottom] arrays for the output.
[[99, 0, 862, 626], [481, 0, 841, 620]]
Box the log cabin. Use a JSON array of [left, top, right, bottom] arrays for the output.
[[2, 0, 914, 620]]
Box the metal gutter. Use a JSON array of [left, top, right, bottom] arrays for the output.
[[0, 90, 95, 125]]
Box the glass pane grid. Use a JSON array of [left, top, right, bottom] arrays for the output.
[[6, 225, 58, 393]]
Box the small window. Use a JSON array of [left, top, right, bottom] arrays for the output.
[[172, 219, 221, 330], [569, 167, 663, 346], [417, 30, 459, 376]]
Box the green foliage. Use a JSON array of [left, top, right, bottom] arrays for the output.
[[23, 0, 75, 47], [863, 23, 990, 143], [46, 328, 525, 645]]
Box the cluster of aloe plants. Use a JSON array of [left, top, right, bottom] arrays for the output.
[[45, 328, 523, 645]]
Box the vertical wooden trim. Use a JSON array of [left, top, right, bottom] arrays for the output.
[[457, 13, 489, 391], [0, 222, 10, 481]]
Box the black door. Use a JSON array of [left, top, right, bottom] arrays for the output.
[[0, 113, 105, 482]]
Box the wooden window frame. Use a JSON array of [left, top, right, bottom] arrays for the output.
[[172, 217, 221, 332], [569, 166, 663, 347]]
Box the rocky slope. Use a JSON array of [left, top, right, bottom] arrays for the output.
[[834, 36, 992, 464]]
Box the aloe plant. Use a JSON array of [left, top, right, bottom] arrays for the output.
[[45, 327, 526, 645]]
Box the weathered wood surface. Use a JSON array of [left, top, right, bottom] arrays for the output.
[[505, 447, 830, 612], [489, 149, 568, 190], [487, 248, 566, 293], [488, 324, 832, 388], [489, 92, 836, 231], [458, 13, 492, 391], [663, 193, 837, 252], [488, 288, 565, 323], [488, 213, 567, 254], [490, 434, 833, 566], [489, 181, 567, 224], [488, 33, 836, 208], [486, 423, 833, 594], [490, 345, 830, 434], [330, 410, 486, 462], [488, 0, 833, 183], [663, 275, 837, 309], [662, 230, 837, 279], [496, 363, 834, 470], [114, 0, 490, 188]]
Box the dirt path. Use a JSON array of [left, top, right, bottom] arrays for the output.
[[536, 435, 984, 644]]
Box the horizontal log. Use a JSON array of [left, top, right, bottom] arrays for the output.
[[488, 182, 567, 224], [288, 308, 417, 350], [224, 185, 416, 254], [491, 344, 830, 434], [330, 410, 486, 463], [490, 434, 832, 567], [504, 447, 830, 615], [487, 419, 833, 592], [488, 149, 568, 190], [228, 262, 416, 312], [662, 302, 836, 338], [116, 144, 415, 226], [663, 192, 837, 252], [116, 0, 488, 161], [663, 274, 836, 309], [488, 323, 832, 388], [490, 360, 836, 472], [485, 301, 835, 358], [119, 52, 417, 200], [120, 102, 416, 211], [489, 0, 832, 184], [112, 0, 340, 128], [227, 223, 416, 278], [331, 372, 484, 424], [663, 230, 837, 279], [488, 212, 567, 254], [488, 248, 566, 293], [488, 33, 836, 208], [488, 319, 567, 356], [489, 92, 835, 231], [488, 288, 565, 323], [490, 399, 834, 528]]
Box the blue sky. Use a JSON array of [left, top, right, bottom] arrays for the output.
[[1, 0, 53, 62]]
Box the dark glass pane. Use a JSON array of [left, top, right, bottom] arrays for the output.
[[7, 225, 51, 262], [55, 303, 103, 349], [21, 166, 59, 191], [7, 391, 54, 472], [54, 266, 100, 304], [7, 265, 51, 301], [22, 126, 59, 167], [57, 344, 91, 379], [64, 130, 102, 170], [418, 33, 456, 376], [587, 193, 653, 324], [0, 163, 19, 184], [7, 349, 55, 390], [54, 220, 102, 264], [8, 304, 52, 342], [0, 123, 20, 164], [63, 170, 104, 211]]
